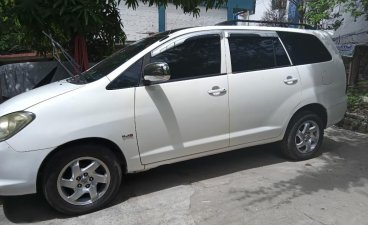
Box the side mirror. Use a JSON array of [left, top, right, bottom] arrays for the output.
[[143, 62, 171, 83]]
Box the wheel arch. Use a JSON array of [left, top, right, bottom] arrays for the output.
[[36, 137, 127, 192], [287, 103, 328, 133], [280, 103, 327, 160]]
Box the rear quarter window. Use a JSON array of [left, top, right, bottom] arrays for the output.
[[228, 34, 291, 73], [277, 31, 332, 65]]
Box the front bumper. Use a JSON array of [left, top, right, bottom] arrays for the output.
[[0, 141, 53, 196]]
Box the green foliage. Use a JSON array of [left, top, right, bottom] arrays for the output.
[[347, 81, 368, 114], [289, 0, 367, 29], [124, 0, 228, 17], [306, 0, 337, 24], [6, 0, 227, 60], [342, 0, 368, 20], [12, 0, 126, 60], [0, 0, 26, 52], [347, 90, 363, 111]]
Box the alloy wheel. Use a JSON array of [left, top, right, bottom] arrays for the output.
[[294, 120, 320, 154], [56, 157, 111, 206]]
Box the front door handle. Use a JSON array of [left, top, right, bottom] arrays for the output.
[[284, 76, 298, 85], [208, 86, 227, 95]]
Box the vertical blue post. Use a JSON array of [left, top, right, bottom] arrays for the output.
[[158, 5, 166, 32], [227, 2, 234, 21], [227, 0, 255, 21], [288, 0, 300, 24]]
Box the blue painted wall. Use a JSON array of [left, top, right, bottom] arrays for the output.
[[227, 0, 255, 20]]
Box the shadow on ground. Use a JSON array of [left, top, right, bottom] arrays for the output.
[[0, 143, 284, 223], [227, 131, 368, 208], [1, 127, 367, 223]]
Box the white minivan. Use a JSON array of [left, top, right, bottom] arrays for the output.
[[0, 25, 347, 215]]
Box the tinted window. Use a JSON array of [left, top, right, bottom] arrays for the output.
[[277, 31, 332, 65], [150, 34, 221, 80], [107, 58, 143, 90], [228, 34, 290, 73], [274, 38, 290, 66]]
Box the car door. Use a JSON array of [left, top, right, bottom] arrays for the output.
[[226, 31, 302, 146], [135, 32, 230, 164]]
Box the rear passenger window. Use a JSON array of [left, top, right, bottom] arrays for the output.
[[277, 31, 332, 65], [228, 34, 290, 73]]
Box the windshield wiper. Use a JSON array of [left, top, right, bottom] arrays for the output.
[[43, 31, 82, 77], [66, 74, 88, 84]]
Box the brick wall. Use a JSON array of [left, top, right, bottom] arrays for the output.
[[119, 3, 227, 41]]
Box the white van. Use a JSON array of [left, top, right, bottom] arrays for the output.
[[0, 25, 347, 214]]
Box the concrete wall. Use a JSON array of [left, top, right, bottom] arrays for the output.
[[119, 3, 227, 41]]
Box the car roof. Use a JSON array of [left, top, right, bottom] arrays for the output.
[[165, 25, 325, 39]]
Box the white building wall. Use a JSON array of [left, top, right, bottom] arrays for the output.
[[165, 5, 227, 30], [249, 0, 291, 22], [249, 0, 269, 21], [119, 3, 227, 41], [119, 3, 158, 41]]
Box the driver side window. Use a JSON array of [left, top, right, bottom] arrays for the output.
[[150, 34, 221, 81]]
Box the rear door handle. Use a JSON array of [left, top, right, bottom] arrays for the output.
[[208, 87, 227, 95], [284, 76, 298, 85]]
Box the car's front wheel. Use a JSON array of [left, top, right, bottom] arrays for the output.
[[42, 144, 122, 215], [281, 111, 324, 160]]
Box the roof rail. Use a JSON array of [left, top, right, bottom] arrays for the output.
[[216, 20, 316, 30]]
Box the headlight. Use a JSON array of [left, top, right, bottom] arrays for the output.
[[0, 111, 35, 141]]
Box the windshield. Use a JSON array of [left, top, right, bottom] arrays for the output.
[[67, 30, 175, 84]]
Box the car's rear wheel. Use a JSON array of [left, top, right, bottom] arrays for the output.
[[42, 144, 122, 215], [281, 111, 324, 160]]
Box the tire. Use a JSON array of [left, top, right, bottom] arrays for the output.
[[42, 143, 122, 215], [281, 111, 324, 160]]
